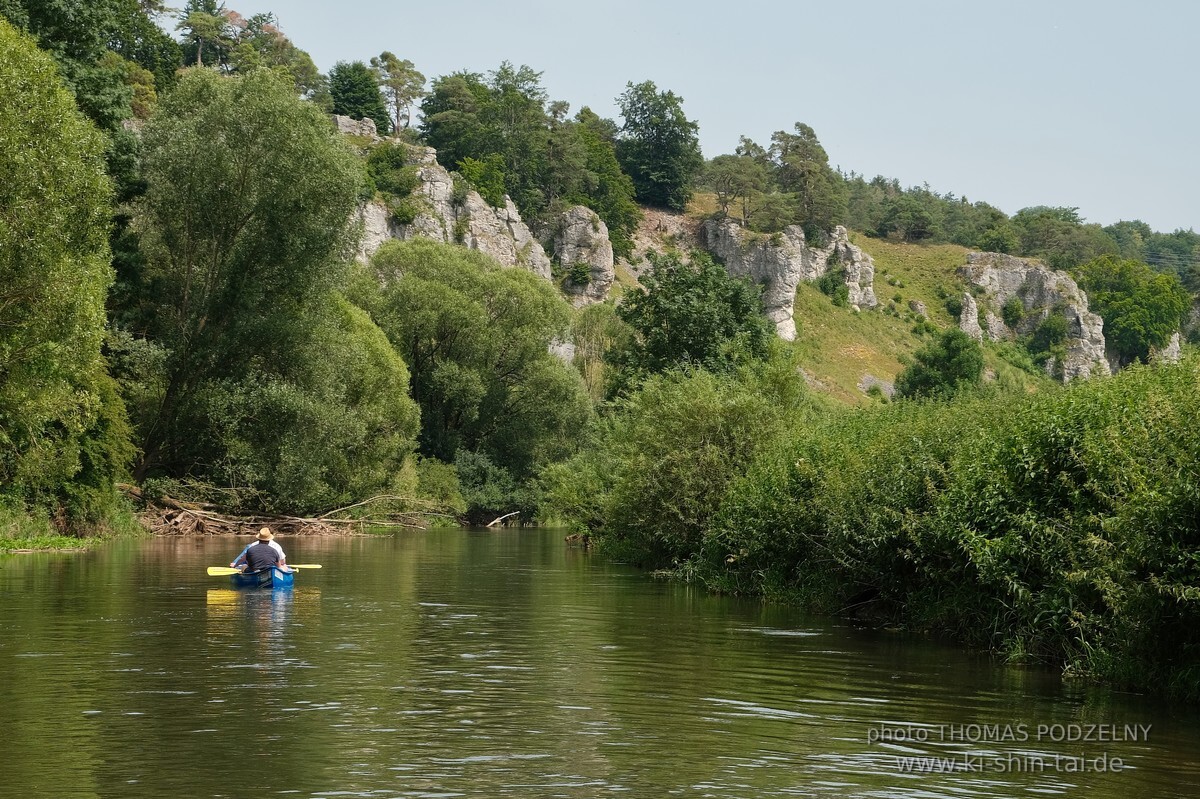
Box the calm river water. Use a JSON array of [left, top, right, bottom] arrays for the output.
[[1, 530, 1198, 798]]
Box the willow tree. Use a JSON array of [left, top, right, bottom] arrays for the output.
[[0, 20, 132, 528], [130, 68, 417, 506]]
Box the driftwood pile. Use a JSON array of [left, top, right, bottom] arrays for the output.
[[123, 485, 443, 537]]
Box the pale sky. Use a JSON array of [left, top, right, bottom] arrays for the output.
[[217, 0, 1197, 233]]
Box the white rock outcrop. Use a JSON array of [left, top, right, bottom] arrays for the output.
[[702, 220, 877, 340], [332, 114, 379, 140], [552, 206, 615, 307], [957, 252, 1110, 381], [355, 144, 552, 279]]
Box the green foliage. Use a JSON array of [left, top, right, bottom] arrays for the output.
[[366, 141, 421, 223], [704, 358, 1200, 697], [1026, 313, 1068, 366], [878, 195, 936, 241], [567, 261, 592, 285], [350, 239, 592, 485], [454, 450, 538, 525], [607, 251, 773, 393], [370, 50, 425, 131], [1, 0, 179, 129], [702, 153, 768, 221], [614, 80, 703, 211], [541, 348, 815, 564], [1074, 255, 1190, 366], [1010, 206, 1120, 270], [458, 153, 507, 207], [894, 328, 983, 399], [1001, 296, 1025, 328], [330, 60, 391, 134], [188, 294, 421, 513], [746, 191, 798, 233], [413, 457, 466, 516], [569, 302, 632, 402], [978, 223, 1019, 254], [817, 267, 850, 307], [177, 0, 229, 69], [128, 67, 367, 500], [572, 108, 642, 258], [0, 20, 132, 529], [420, 67, 640, 256], [736, 123, 846, 241]]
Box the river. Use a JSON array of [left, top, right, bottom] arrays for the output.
[[1, 529, 1197, 798]]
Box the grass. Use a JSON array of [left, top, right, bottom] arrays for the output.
[[0, 504, 147, 552], [790, 234, 1055, 403]]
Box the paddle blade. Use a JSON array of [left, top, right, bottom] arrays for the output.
[[287, 564, 322, 570], [207, 566, 241, 576]]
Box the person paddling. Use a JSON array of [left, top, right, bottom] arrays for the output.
[[231, 527, 290, 573]]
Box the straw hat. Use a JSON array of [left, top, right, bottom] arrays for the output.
[[256, 527, 274, 541]]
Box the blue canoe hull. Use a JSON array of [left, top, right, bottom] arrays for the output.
[[229, 567, 294, 589]]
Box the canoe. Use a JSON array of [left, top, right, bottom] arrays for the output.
[[229, 566, 294, 589]]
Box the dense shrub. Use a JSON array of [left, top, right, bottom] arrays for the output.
[[704, 358, 1200, 697]]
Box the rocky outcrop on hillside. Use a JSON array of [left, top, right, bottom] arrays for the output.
[[957, 252, 1110, 381], [355, 143, 552, 279], [812, 228, 879, 310], [552, 206, 615, 307], [333, 114, 379, 140], [702, 220, 877, 340]]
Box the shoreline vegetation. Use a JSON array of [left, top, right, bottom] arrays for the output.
[[542, 356, 1200, 700]]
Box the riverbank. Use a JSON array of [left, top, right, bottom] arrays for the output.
[[546, 356, 1200, 699], [0, 504, 145, 552]]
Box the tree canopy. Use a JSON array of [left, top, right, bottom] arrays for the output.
[[128, 67, 369, 491], [371, 51, 425, 131], [330, 60, 391, 133], [614, 80, 703, 211], [0, 20, 132, 526], [1074, 256, 1190, 366], [420, 63, 640, 256], [894, 329, 984, 399], [607, 251, 772, 393], [1, 0, 180, 129], [350, 239, 591, 483]]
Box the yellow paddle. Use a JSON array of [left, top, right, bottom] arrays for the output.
[[206, 564, 321, 576]]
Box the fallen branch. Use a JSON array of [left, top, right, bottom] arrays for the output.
[[486, 511, 520, 528]]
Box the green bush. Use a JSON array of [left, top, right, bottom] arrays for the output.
[[1001, 296, 1025, 328], [567, 261, 592, 285], [703, 357, 1200, 698], [895, 329, 983, 399], [817, 268, 850, 307]]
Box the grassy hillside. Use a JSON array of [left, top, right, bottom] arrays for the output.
[[791, 234, 1053, 404], [615, 199, 1053, 405]]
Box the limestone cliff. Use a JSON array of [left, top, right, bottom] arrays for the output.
[[551, 206, 615, 307], [957, 252, 1110, 381], [701, 219, 877, 340], [356, 143, 552, 279]]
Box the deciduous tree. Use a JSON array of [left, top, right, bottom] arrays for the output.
[[614, 80, 703, 211], [0, 20, 132, 525], [608, 251, 772, 393], [1074, 256, 1190, 366], [895, 329, 983, 399], [131, 68, 365, 482], [350, 239, 591, 480]]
